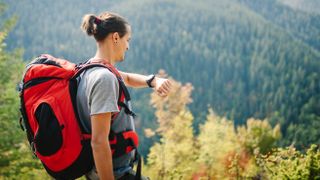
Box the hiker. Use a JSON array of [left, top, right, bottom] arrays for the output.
[[79, 12, 171, 180]]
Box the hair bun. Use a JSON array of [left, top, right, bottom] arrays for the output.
[[81, 14, 98, 36]]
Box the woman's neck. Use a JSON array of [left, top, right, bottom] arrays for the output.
[[93, 42, 116, 65]]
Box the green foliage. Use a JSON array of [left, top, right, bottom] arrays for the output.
[[1, 144, 49, 180], [146, 77, 318, 179], [237, 118, 281, 154], [0, 4, 22, 172], [195, 111, 281, 178], [257, 145, 320, 179], [196, 109, 242, 178], [0, 4, 48, 179], [145, 76, 197, 179], [145, 77, 273, 179]]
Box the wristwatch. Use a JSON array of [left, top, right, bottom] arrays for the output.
[[146, 74, 156, 88]]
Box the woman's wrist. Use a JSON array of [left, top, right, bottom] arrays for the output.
[[146, 74, 156, 88]]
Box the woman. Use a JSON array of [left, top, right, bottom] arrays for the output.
[[78, 12, 171, 180]]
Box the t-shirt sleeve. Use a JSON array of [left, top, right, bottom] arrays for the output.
[[88, 69, 120, 115]]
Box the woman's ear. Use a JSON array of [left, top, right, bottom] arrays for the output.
[[112, 32, 120, 43]]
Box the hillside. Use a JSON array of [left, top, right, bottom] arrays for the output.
[[239, 0, 320, 51], [1, 0, 319, 153], [279, 0, 320, 15]]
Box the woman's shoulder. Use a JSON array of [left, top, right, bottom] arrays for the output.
[[86, 67, 118, 81], [78, 67, 119, 90]]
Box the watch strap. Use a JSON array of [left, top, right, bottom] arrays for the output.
[[146, 74, 156, 88]]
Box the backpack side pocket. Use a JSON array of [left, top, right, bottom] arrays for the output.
[[34, 102, 63, 156]]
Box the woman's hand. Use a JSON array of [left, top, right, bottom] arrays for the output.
[[153, 77, 172, 97]]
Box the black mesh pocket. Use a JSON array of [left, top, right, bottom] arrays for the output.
[[34, 103, 63, 156]]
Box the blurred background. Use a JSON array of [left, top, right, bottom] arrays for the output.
[[0, 0, 319, 179]]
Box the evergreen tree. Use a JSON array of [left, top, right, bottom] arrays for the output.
[[0, 4, 48, 179]]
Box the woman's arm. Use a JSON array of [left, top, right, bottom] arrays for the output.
[[91, 113, 114, 180], [119, 71, 152, 88], [119, 71, 172, 97]]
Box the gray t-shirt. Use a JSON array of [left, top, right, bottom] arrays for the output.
[[76, 67, 119, 133]]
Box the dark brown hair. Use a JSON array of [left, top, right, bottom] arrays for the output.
[[81, 12, 129, 41]]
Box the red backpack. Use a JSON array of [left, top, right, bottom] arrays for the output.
[[18, 54, 140, 179]]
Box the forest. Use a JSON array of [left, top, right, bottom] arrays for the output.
[[0, 0, 319, 179]]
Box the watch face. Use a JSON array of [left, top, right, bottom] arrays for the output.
[[148, 75, 154, 79]]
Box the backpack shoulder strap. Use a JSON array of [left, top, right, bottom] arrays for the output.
[[72, 63, 106, 80], [73, 63, 131, 101]]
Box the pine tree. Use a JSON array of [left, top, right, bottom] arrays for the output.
[[0, 4, 49, 179]]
